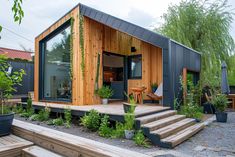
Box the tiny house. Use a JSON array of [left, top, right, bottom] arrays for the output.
[[34, 3, 201, 108]]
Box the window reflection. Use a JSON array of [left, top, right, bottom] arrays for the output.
[[43, 25, 71, 101]]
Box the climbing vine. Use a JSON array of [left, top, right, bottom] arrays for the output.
[[79, 14, 85, 79], [70, 17, 74, 79]]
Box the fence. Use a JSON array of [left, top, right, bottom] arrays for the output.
[[8, 61, 34, 96]]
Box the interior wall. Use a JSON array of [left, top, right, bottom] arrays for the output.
[[83, 17, 163, 104]]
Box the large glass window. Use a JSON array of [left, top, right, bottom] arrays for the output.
[[41, 23, 71, 102], [128, 55, 142, 79]]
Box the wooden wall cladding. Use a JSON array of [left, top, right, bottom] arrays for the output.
[[83, 17, 162, 104]]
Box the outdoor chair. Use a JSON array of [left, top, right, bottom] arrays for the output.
[[147, 83, 163, 104]]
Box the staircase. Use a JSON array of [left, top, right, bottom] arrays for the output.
[[135, 110, 205, 148]]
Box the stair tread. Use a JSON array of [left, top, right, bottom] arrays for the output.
[[22, 145, 63, 157], [151, 118, 195, 135], [136, 110, 176, 122], [142, 115, 186, 128], [161, 123, 204, 147], [151, 118, 195, 137]]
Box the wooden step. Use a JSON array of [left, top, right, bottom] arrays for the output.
[[142, 115, 186, 131], [22, 146, 63, 157], [151, 118, 196, 138], [136, 110, 177, 125], [161, 123, 205, 148]]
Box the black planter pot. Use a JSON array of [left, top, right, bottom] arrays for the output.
[[215, 112, 227, 123], [123, 103, 136, 113], [0, 112, 14, 136]]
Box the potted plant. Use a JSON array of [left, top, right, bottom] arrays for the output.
[[97, 86, 113, 104], [124, 112, 135, 139], [123, 94, 136, 113], [0, 55, 25, 136], [210, 94, 228, 122], [150, 83, 158, 93]]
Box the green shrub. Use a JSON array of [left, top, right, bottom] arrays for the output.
[[64, 107, 72, 128], [111, 122, 125, 138], [36, 107, 50, 121], [80, 109, 101, 131], [13, 104, 24, 114], [178, 102, 203, 120], [20, 109, 34, 118], [97, 86, 113, 99], [210, 94, 228, 112], [52, 117, 64, 126], [133, 130, 150, 147], [124, 113, 135, 130], [98, 115, 113, 138], [26, 98, 32, 112]]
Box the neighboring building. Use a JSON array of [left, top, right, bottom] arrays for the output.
[[0, 47, 33, 61], [34, 3, 201, 108], [0, 47, 34, 96]]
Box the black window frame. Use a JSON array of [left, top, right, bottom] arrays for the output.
[[128, 54, 142, 79], [39, 19, 72, 102]]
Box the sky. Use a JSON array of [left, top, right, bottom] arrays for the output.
[[0, 0, 235, 52]]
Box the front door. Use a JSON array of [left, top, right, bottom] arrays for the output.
[[103, 52, 126, 100]]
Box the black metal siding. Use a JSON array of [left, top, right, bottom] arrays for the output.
[[169, 40, 201, 108]]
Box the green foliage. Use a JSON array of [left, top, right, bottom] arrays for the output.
[[210, 94, 228, 112], [70, 17, 74, 79], [178, 102, 203, 119], [150, 83, 158, 89], [97, 86, 113, 99], [12, 0, 24, 24], [98, 115, 113, 138], [52, 117, 64, 126], [124, 113, 135, 130], [111, 122, 125, 138], [228, 55, 235, 85], [133, 130, 150, 147], [80, 109, 101, 131], [0, 55, 25, 114], [95, 53, 101, 91], [177, 76, 203, 120], [64, 107, 72, 128], [13, 104, 24, 114], [26, 98, 32, 112], [35, 107, 51, 121], [29, 114, 40, 121], [157, 0, 235, 84], [79, 14, 85, 78], [20, 109, 33, 118]]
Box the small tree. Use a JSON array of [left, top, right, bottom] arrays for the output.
[[0, 55, 25, 114]]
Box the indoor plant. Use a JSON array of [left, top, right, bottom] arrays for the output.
[[97, 86, 113, 104], [0, 55, 25, 136], [150, 82, 158, 93], [210, 94, 228, 122]]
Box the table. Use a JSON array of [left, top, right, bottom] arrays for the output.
[[228, 94, 235, 109], [130, 87, 147, 104]]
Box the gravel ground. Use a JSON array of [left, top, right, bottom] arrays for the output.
[[14, 112, 235, 157]]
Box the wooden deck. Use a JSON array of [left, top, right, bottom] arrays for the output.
[[12, 119, 151, 157], [20, 101, 170, 121], [0, 134, 33, 157]]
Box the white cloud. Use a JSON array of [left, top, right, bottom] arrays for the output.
[[0, 0, 234, 51]]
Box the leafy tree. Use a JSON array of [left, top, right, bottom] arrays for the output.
[[0, 0, 24, 32], [157, 0, 234, 85], [228, 54, 235, 85]]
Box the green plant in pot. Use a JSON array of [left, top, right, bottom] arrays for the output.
[[210, 94, 228, 122], [123, 93, 137, 113], [124, 112, 135, 139], [0, 55, 25, 136], [97, 86, 113, 104], [150, 82, 158, 93]]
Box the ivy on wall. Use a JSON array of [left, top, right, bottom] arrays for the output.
[[70, 17, 74, 79], [79, 14, 85, 79]]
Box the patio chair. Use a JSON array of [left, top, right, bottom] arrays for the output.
[[147, 83, 163, 104]]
